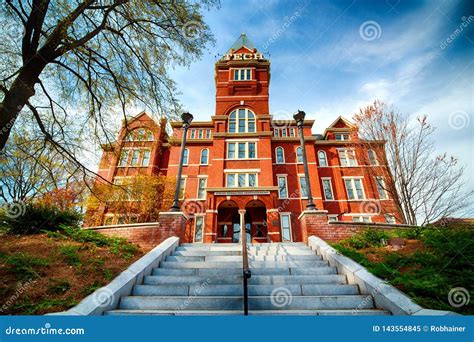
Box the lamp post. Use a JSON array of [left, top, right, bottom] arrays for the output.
[[170, 112, 194, 212], [293, 110, 316, 210]]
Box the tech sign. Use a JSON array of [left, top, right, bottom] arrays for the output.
[[222, 52, 265, 61]]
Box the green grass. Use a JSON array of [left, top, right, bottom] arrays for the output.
[[332, 224, 474, 315], [59, 245, 82, 266]]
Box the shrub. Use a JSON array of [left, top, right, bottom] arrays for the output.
[[5, 252, 50, 280], [1, 203, 82, 235], [59, 245, 82, 266]]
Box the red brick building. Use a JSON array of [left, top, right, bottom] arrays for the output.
[[86, 34, 402, 244]]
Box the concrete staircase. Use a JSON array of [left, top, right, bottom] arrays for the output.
[[105, 242, 389, 315]]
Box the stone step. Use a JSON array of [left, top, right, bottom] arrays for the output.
[[133, 284, 358, 296], [159, 260, 329, 269], [119, 295, 373, 311], [173, 250, 242, 256], [248, 250, 316, 256], [106, 309, 389, 316], [143, 274, 346, 286], [165, 255, 322, 262], [152, 266, 337, 277], [179, 243, 306, 247]]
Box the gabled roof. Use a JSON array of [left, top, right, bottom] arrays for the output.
[[122, 111, 161, 126], [327, 116, 355, 129], [230, 33, 256, 51]]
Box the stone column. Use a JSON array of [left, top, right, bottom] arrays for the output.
[[238, 209, 246, 243], [299, 210, 329, 243]]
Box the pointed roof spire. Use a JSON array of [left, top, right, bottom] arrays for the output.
[[230, 32, 256, 51]]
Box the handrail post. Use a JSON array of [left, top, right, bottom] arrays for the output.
[[242, 223, 251, 315]]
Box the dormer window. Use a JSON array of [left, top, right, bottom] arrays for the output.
[[234, 68, 252, 81], [228, 108, 256, 133], [335, 133, 350, 141]]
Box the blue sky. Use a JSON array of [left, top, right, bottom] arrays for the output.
[[169, 0, 473, 187]]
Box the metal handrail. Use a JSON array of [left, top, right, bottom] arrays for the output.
[[242, 228, 251, 315]]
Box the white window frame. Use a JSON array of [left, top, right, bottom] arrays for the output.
[[227, 141, 257, 160], [375, 176, 388, 200], [182, 148, 189, 166], [130, 149, 140, 166], [290, 128, 296, 137], [190, 129, 196, 139], [206, 130, 211, 139], [335, 133, 350, 141], [193, 215, 205, 242], [226, 173, 258, 188], [328, 215, 338, 222], [352, 216, 372, 223], [141, 149, 151, 167], [338, 149, 357, 166], [368, 149, 378, 166], [385, 214, 396, 224], [280, 213, 293, 242], [179, 176, 187, 200], [343, 177, 366, 200], [277, 175, 289, 199], [200, 148, 209, 165], [275, 146, 285, 164], [118, 149, 130, 167], [296, 147, 303, 164], [234, 68, 252, 81], [298, 174, 308, 199], [321, 177, 334, 200], [318, 150, 328, 167], [197, 176, 208, 200], [228, 108, 256, 133]]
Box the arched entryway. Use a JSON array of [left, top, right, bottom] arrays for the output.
[[245, 200, 268, 243], [216, 200, 240, 243]]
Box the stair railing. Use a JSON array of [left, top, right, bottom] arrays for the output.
[[242, 229, 251, 315]]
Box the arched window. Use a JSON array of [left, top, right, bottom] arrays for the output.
[[125, 128, 154, 141], [368, 149, 378, 165], [318, 150, 328, 167], [182, 148, 189, 165], [275, 147, 285, 164], [228, 108, 256, 133], [200, 149, 209, 165], [296, 147, 303, 163]]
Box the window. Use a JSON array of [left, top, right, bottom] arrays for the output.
[[190, 130, 196, 139], [296, 147, 303, 163], [277, 176, 288, 198], [338, 149, 357, 166], [273, 129, 279, 137], [226, 173, 258, 187], [141, 150, 151, 166], [197, 178, 207, 199], [275, 147, 285, 164], [118, 149, 129, 167], [290, 128, 296, 137], [375, 177, 388, 199], [194, 216, 204, 242], [318, 150, 328, 167], [179, 177, 186, 200], [198, 130, 203, 139], [130, 149, 140, 166], [385, 215, 396, 224], [280, 214, 292, 242], [335, 133, 350, 141], [322, 178, 334, 200], [125, 128, 154, 141], [281, 128, 287, 137], [368, 149, 378, 165], [352, 216, 371, 223], [234, 68, 251, 81], [344, 178, 365, 200], [206, 130, 211, 139], [328, 215, 338, 222], [182, 148, 189, 165], [299, 176, 308, 198], [228, 108, 256, 133], [227, 142, 257, 159], [200, 149, 209, 165], [103, 216, 114, 226]]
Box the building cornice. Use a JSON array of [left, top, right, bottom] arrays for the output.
[[170, 121, 214, 128], [206, 186, 279, 192], [213, 132, 273, 138]]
